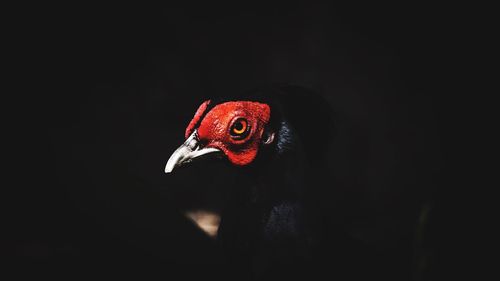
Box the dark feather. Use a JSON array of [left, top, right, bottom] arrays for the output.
[[203, 85, 336, 280]]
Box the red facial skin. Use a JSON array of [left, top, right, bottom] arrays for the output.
[[185, 100, 271, 166]]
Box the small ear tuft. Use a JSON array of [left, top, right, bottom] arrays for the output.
[[262, 131, 275, 145]]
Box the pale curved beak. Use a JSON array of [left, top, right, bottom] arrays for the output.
[[165, 130, 222, 173]]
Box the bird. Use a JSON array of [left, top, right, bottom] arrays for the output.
[[164, 85, 336, 280]]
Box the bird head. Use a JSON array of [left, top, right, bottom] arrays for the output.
[[165, 99, 276, 173]]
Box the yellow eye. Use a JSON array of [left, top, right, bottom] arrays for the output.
[[230, 118, 249, 139]]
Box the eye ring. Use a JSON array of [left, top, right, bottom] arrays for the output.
[[229, 118, 250, 139]]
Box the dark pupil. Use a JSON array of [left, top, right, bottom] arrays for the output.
[[234, 122, 244, 132]]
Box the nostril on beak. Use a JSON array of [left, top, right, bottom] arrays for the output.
[[165, 130, 222, 174]]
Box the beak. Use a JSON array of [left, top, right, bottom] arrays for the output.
[[165, 130, 222, 173]]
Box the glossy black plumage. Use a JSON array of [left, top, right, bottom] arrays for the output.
[[185, 85, 336, 280]]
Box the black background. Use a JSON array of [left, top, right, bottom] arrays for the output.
[[8, 3, 450, 280]]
